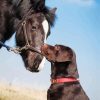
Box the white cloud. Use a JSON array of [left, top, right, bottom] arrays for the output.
[[63, 0, 95, 6]]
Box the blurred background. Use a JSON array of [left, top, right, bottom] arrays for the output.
[[0, 0, 100, 100]]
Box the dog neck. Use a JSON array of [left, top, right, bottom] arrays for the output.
[[50, 61, 79, 79]]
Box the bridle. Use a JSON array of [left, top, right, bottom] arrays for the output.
[[0, 20, 43, 55], [18, 20, 43, 55], [0, 7, 44, 55]]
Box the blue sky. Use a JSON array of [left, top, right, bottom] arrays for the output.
[[0, 0, 100, 100]]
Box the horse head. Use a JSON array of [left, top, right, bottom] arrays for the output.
[[16, 0, 56, 72], [0, 0, 56, 72]]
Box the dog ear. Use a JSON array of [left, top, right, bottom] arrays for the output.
[[54, 45, 73, 62]]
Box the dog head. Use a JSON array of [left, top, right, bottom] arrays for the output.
[[41, 44, 73, 62]]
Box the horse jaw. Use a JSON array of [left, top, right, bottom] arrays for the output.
[[37, 19, 49, 71]]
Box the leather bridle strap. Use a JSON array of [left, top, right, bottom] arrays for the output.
[[22, 21, 30, 46]]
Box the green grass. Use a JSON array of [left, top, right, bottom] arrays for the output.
[[0, 83, 47, 100]]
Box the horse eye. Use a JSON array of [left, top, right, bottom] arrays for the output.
[[32, 26, 36, 31]]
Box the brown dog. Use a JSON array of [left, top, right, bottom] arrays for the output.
[[41, 44, 89, 100]]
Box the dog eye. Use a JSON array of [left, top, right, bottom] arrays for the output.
[[32, 26, 36, 31]]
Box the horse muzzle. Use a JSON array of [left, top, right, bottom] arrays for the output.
[[25, 53, 46, 72]]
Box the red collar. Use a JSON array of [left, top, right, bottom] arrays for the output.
[[51, 77, 79, 84]]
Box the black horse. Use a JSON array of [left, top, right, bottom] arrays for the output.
[[0, 0, 56, 72]]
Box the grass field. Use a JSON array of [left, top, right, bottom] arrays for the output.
[[0, 83, 47, 100]]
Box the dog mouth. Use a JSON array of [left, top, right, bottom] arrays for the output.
[[41, 44, 48, 55]]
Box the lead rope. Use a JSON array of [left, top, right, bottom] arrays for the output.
[[0, 41, 20, 54], [0, 40, 43, 55]]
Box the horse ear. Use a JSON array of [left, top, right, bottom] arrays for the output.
[[46, 7, 57, 26], [49, 8, 57, 15]]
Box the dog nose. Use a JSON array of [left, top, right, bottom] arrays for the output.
[[41, 44, 48, 56], [43, 43, 48, 48], [41, 44, 48, 51]]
